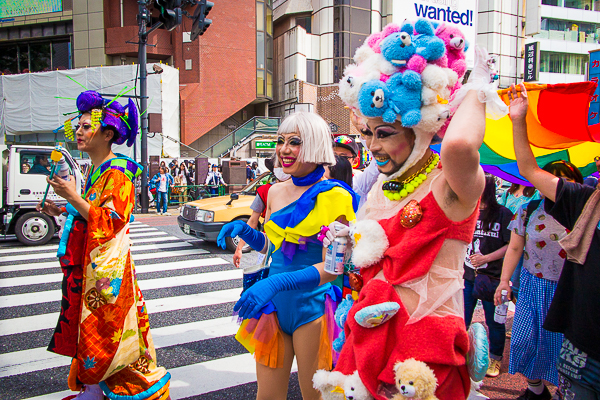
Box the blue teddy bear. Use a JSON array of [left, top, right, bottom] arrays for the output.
[[379, 23, 415, 68], [358, 70, 422, 126], [413, 18, 445, 61], [333, 295, 354, 353]]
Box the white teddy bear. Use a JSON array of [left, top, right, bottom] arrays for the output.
[[313, 369, 374, 400]]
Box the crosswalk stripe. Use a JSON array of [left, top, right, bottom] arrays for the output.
[[0, 257, 230, 288], [0, 270, 242, 308], [128, 227, 159, 233], [0, 248, 209, 273], [128, 231, 168, 238], [0, 241, 194, 263], [21, 353, 296, 400], [0, 316, 238, 378], [0, 288, 239, 336], [0, 236, 193, 256]]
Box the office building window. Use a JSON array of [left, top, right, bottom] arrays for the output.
[[256, 0, 273, 98], [0, 39, 71, 74], [307, 60, 318, 84], [296, 16, 312, 34], [540, 51, 588, 74], [542, 0, 561, 5]]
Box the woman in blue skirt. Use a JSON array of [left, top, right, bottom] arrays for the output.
[[495, 160, 583, 400]]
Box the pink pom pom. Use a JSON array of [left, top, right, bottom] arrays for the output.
[[406, 55, 428, 74]]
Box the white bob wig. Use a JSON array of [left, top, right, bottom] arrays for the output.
[[277, 111, 337, 166]]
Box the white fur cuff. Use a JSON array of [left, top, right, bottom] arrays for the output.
[[350, 220, 389, 269]]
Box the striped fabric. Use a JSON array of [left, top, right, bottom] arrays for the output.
[[85, 155, 142, 195], [508, 268, 563, 385]]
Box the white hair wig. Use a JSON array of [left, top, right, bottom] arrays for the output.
[[277, 111, 337, 166]]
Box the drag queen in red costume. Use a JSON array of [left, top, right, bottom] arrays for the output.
[[313, 19, 507, 400]]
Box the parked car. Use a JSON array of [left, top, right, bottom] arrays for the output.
[[177, 172, 276, 251]]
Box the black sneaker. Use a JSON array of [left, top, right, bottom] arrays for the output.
[[517, 386, 552, 400]]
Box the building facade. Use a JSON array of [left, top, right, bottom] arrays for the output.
[[528, 0, 600, 83], [0, 0, 272, 157]]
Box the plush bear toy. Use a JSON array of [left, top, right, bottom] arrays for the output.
[[405, 19, 446, 74], [339, 46, 398, 111], [367, 23, 403, 53], [392, 359, 439, 400], [313, 370, 374, 400], [379, 23, 416, 68], [333, 295, 354, 352], [358, 70, 422, 126], [435, 23, 468, 79]]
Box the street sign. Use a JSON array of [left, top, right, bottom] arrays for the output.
[[588, 49, 600, 125], [524, 42, 539, 82], [255, 140, 276, 149]]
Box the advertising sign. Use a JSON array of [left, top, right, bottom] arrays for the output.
[[588, 49, 600, 125], [0, 0, 62, 19], [255, 140, 276, 149], [524, 42, 539, 82], [393, 0, 477, 67]]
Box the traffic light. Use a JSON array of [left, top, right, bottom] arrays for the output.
[[156, 0, 183, 31], [190, 0, 213, 41]]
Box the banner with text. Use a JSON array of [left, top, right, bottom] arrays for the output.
[[393, 0, 477, 68], [0, 0, 62, 19], [588, 50, 600, 125]]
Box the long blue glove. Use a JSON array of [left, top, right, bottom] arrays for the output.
[[217, 220, 266, 251], [234, 266, 321, 319]]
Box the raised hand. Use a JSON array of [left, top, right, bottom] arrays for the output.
[[217, 220, 266, 252], [508, 83, 529, 122]]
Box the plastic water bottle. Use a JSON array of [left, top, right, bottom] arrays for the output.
[[55, 157, 70, 181], [494, 290, 509, 323]]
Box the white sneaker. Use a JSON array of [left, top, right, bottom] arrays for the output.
[[75, 384, 104, 400], [158, 211, 162, 215], [163, 212, 171, 216]]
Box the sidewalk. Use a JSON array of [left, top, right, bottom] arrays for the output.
[[472, 308, 558, 399]]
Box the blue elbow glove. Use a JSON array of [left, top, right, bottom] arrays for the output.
[[217, 220, 265, 251], [233, 265, 321, 320]]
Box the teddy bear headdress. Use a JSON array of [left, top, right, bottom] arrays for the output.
[[338, 18, 469, 181]]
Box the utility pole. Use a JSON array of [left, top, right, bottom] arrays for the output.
[[138, 0, 150, 213], [136, 0, 212, 213]]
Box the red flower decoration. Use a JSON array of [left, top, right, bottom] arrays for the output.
[[536, 240, 547, 249], [536, 273, 544, 278], [535, 224, 546, 232]]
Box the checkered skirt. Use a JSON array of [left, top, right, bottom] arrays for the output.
[[508, 268, 564, 385]]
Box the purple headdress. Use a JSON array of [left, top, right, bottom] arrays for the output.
[[76, 90, 139, 147]]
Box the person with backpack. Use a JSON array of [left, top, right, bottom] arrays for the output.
[[507, 83, 600, 400], [495, 161, 583, 400]]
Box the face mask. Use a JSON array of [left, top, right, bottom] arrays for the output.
[[274, 168, 291, 182]]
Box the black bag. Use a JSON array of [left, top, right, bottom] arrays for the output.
[[472, 272, 500, 303]]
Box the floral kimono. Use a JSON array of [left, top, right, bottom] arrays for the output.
[[48, 156, 170, 400]]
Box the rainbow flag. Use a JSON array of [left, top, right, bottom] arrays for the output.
[[435, 82, 600, 185]]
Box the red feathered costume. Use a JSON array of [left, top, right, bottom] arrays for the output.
[[334, 190, 478, 400]]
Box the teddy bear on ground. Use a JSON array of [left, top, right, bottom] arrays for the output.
[[333, 294, 354, 353], [405, 19, 446, 74], [392, 359, 439, 400], [313, 370, 373, 400], [358, 70, 422, 126], [434, 23, 468, 79]]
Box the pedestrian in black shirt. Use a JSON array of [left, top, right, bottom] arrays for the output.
[[464, 174, 513, 378], [510, 83, 600, 400]]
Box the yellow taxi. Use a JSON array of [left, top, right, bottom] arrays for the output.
[[177, 172, 275, 251]]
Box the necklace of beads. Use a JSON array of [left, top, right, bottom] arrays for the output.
[[382, 153, 440, 201]]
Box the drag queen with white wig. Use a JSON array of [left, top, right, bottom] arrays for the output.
[[312, 19, 507, 400], [218, 111, 358, 399]]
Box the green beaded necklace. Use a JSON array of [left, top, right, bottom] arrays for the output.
[[382, 153, 440, 201]]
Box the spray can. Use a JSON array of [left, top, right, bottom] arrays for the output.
[[324, 226, 347, 275]]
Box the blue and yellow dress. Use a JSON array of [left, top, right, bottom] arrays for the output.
[[236, 180, 358, 369]]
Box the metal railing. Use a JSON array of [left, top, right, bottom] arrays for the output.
[[167, 184, 227, 205], [203, 117, 281, 158]]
